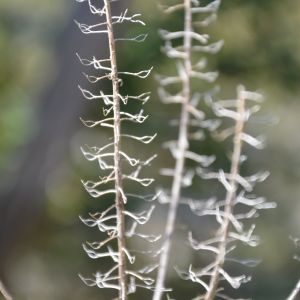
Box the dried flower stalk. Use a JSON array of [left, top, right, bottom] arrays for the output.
[[76, 1, 157, 298], [154, 1, 221, 299]]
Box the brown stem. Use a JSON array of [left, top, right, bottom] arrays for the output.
[[153, 0, 192, 299], [204, 86, 246, 300], [104, 1, 127, 299]]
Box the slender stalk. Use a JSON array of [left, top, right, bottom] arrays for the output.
[[287, 279, 300, 300], [0, 280, 12, 300], [153, 1, 192, 299], [104, 1, 127, 299], [203, 86, 246, 300]]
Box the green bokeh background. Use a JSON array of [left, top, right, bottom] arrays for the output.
[[0, 0, 300, 299]]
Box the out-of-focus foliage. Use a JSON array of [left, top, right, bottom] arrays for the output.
[[0, 0, 70, 171], [0, 0, 300, 299]]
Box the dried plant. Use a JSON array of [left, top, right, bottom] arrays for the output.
[[154, 1, 222, 299], [75, 0, 276, 299], [0, 279, 12, 300], [287, 279, 300, 300], [154, 1, 275, 300], [76, 0, 158, 298], [180, 86, 276, 300], [287, 237, 300, 300]]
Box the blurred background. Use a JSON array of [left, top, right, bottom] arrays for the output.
[[0, 0, 299, 299]]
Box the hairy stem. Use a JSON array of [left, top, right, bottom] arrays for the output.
[[153, 1, 192, 299], [204, 86, 246, 300], [287, 279, 300, 300], [104, 0, 127, 299]]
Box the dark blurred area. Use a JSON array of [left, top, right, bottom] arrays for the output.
[[0, 0, 299, 299]]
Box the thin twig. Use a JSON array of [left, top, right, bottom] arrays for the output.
[[0, 280, 12, 300], [104, 0, 128, 299], [153, 1, 192, 299], [287, 279, 300, 300], [204, 86, 246, 300]]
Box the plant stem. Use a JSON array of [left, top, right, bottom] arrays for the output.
[[0, 280, 12, 300], [204, 86, 246, 300], [287, 279, 300, 300], [153, 1, 192, 299], [104, 0, 127, 299]]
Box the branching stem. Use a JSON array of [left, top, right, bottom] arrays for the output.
[[104, 0, 127, 299], [204, 86, 246, 300], [153, 0, 192, 299]]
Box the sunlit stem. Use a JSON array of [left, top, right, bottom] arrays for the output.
[[104, 0, 128, 299], [286, 279, 300, 300], [203, 85, 246, 300], [0, 280, 12, 300], [154, 0, 192, 299]]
